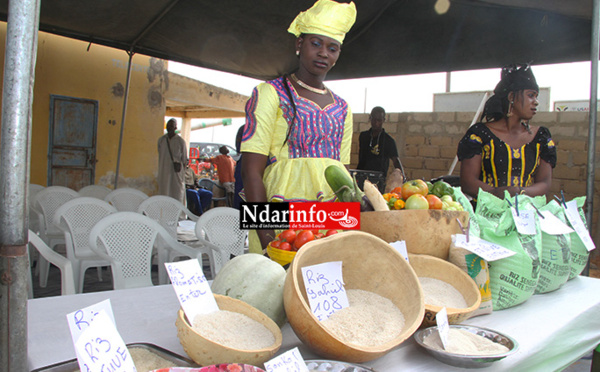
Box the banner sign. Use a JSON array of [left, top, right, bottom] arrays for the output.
[[240, 202, 360, 230]]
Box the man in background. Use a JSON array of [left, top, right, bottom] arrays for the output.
[[157, 118, 187, 204], [185, 161, 213, 215], [357, 106, 406, 187], [207, 145, 236, 206]]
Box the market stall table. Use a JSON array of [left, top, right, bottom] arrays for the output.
[[28, 276, 600, 371]]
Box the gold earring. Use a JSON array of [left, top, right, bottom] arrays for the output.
[[507, 101, 514, 117]]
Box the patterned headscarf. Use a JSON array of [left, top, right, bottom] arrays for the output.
[[483, 64, 539, 121], [288, 0, 357, 44]]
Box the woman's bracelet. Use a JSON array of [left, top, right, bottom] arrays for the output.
[[519, 187, 526, 195]]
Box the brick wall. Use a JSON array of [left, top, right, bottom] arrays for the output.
[[351, 111, 600, 256]]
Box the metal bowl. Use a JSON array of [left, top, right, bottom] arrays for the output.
[[305, 359, 376, 372], [413, 325, 518, 368]]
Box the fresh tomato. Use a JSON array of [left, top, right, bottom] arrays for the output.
[[314, 232, 325, 239], [401, 179, 429, 200], [325, 229, 339, 237], [279, 242, 292, 251], [294, 230, 315, 250], [426, 194, 443, 210], [270, 240, 281, 248], [404, 194, 429, 210], [391, 186, 404, 195], [279, 229, 297, 244]]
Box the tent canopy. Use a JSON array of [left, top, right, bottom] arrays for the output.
[[0, 0, 593, 81]]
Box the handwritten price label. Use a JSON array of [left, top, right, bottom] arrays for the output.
[[74, 310, 136, 372], [564, 200, 596, 252], [436, 307, 450, 350], [511, 209, 536, 235], [539, 210, 574, 235], [165, 259, 218, 321], [453, 234, 516, 261], [67, 299, 115, 342], [67, 300, 118, 372], [264, 347, 309, 372], [390, 240, 409, 262], [301, 261, 349, 321]]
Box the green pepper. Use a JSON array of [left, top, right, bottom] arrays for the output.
[[426, 181, 434, 194]]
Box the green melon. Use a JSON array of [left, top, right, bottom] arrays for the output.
[[211, 253, 287, 327]]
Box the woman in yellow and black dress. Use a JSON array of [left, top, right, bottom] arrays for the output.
[[457, 64, 556, 200]]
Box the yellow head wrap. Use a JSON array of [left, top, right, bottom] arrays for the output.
[[288, 0, 357, 44]]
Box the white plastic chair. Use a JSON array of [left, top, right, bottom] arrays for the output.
[[27, 230, 76, 298], [28, 184, 45, 234], [194, 207, 247, 276], [88, 212, 218, 290], [78, 184, 112, 200], [104, 187, 149, 212], [32, 186, 80, 287], [138, 195, 200, 284], [53, 197, 117, 293]]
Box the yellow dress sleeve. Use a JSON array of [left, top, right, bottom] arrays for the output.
[[241, 83, 279, 156], [339, 105, 353, 165]]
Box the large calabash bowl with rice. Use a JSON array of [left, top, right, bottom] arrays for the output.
[[408, 254, 481, 328], [283, 230, 425, 363], [360, 210, 469, 259], [176, 294, 282, 366]]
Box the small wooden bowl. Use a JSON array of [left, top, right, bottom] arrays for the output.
[[408, 254, 481, 328], [360, 210, 469, 260], [176, 294, 282, 366], [283, 231, 425, 363]]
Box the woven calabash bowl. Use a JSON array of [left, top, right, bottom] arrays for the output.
[[360, 210, 469, 259], [283, 230, 425, 363], [176, 294, 282, 366], [408, 254, 481, 328]]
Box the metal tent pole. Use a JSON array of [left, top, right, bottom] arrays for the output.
[[113, 51, 134, 189], [583, 0, 600, 277], [0, 0, 41, 370]]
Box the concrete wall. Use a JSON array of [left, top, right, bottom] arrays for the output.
[[0, 23, 167, 194], [351, 111, 600, 254]]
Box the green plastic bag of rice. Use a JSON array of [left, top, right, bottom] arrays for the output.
[[448, 187, 492, 316], [535, 200, 571, 293], [476, 190, 541, 310], [566, 197, 591, 279]]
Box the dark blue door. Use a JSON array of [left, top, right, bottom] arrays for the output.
[[48, 95, 98, 189]]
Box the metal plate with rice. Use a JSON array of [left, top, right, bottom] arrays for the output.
[[305, 359, 375, 372], [413, 325, 518, 368], [31, 343, 197, 372]]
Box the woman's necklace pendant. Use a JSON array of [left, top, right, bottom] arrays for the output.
[[291, 73, 328, 95]]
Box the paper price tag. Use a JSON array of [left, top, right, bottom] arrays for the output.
[[165, 259, 218, 321], [390, 240, 409, 262], [511, 208, 536, 235], [539, 210, 574, 235], [264, 347, 309, 372], [67, 300, 118, 372], [67, 299, 116, 343], [74, 310, 136, 372], [453, 234, 516, 261], [301, 261, 349, 321], [564, 200, 596, 251], [436, 307, 450, 350]]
